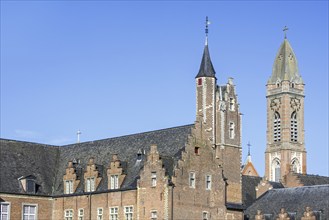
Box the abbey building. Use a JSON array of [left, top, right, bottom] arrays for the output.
[[0, 24, 328, 220]]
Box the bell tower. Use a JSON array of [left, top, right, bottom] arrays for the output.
[[265, 28, 307, 182]]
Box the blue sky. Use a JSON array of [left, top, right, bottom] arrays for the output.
[[1, 1, 328, 176]]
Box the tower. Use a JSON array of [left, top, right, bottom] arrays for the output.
[[194, 17, 242, 204], [265, 31, 306, 182]]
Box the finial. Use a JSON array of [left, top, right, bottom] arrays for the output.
[[247, 141, 251, 156], [283, 26, 289, 39], [77, 130, 81, 143], [205, 16, 210, 45]]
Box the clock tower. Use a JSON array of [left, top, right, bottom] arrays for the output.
[[265, 33, 306, 182]]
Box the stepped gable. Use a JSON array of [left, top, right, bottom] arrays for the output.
[[0, 139, 59, 196], [245, 185, 329, 220], [52, 124, 193, 195]]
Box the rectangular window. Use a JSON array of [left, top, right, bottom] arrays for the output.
[[151, 172, 157, 187], [124, 206, 133, 220], [97, 208, 103, 220], [64, 209, 73, 220], [189, 172, 195, 188], [110, 175, 119, 189], [202, 211, 208, 220], [0, 203, 10, 220], [206, 175, 211, 190], [229, 98, 235, 111], [110, 207, 119, 220], [198, 78, 202, 86], [23, 205, 37, 220], [229, 122, 235, 139], [26, 179, 36, 193], [151, 210, 157, 220], [86, 177, 95, 192], [78, 208, 84, 220], [65, 180, 73, 194]]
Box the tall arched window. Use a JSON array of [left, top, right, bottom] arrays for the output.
[[274, 112, 281, 142], [272, 159, 281, 182], [291, 158, 300, 173], [291, 111, 298, 142]]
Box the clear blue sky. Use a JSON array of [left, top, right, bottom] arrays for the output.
[[1, 1, 328, 177]]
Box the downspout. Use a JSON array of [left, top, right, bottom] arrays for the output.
[[89, 193, 92, 220], [171, 184, 174, 220]]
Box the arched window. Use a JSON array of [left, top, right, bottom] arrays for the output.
[[291, 111, 298, 142], [274, 112, 281, 142], [272, 159, 281, 182], [291, 158, 300, 173]]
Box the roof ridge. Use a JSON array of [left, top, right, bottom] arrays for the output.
[[0, 138, 59, 148], [62, 124, 194, 147]]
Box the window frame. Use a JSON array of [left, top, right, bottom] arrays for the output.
[[189, 172, 196, 188], [78, 208, 84, 220], [97, 208, 103, 220], [109, 207, 119, 220], [64, 209, 73, 220], [290, 111, 298, 142], [86, 177, 95, 192], [151, 172, 157, 187], [205, 175, 212, 190], [0, 202, 10, 220], [229, 122, 235, 139], [65, 180, 74, 194], [151, 210, 157, 220], [274, 112, 281, 142], [110, 175, 119, 190], [22, 204, 38, 220], [124, 206, 133, 220], [202, 211, 209, 220], [229, 97, 235, 111]]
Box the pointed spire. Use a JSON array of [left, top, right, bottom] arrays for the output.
[[196, 16, 216, 78], [268, 29, 303, 84]]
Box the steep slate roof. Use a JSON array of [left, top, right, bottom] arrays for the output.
[[0, 139, 59, 196], [268, 38, 303, 84], [196, 44, 216, 78], [245, 185, 329, 220], [296, 173, 329, 186], [0, 125, 193, 196], [242, 175, 262, 208]]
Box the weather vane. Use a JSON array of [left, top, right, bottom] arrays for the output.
[[283, 26, 289, 39], [205, 16, 211, 45]]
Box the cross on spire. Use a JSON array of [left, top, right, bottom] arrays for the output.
[[283, 26, 289, 39], [247, 141, 251, 156]]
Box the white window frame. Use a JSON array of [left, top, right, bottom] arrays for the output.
[[0, 202, 10, 220], [109, 207, 119, 220], [189, 172, 196, 188], [202, 211, 208, 220], [205, 175, 211, 190], [124, 206, 133, 220], [64, 209, 73, 220], [274, 112, 281, 142], [290, 111, 298, 142], [151, 210, 157, 220], [65, 180, 74, 194], [78, 208, 84, 220], [97, 208, 103, 220], [86, 177, 95, 192], [22, 204, 37, 220], [272, 159, 281, 182], [151, 172, 157, 187], [110, 175, 119, 189]]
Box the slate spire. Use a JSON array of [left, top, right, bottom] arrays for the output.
[[196, 17, 216, 78], [268, 32, 303, 84]]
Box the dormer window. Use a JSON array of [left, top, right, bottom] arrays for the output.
[[110, 175, 119, 189], [86, 177, 95, 192], [26, 179, 36, 193], [151, 172, 157, 187], [65, 180, 74, 194], [18, 175, 37, 194]]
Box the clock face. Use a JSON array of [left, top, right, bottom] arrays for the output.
[[270, 98, 281, 111]]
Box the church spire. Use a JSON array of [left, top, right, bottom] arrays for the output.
[[196, 16, 216, 78], [268, 27, 303, 84]]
